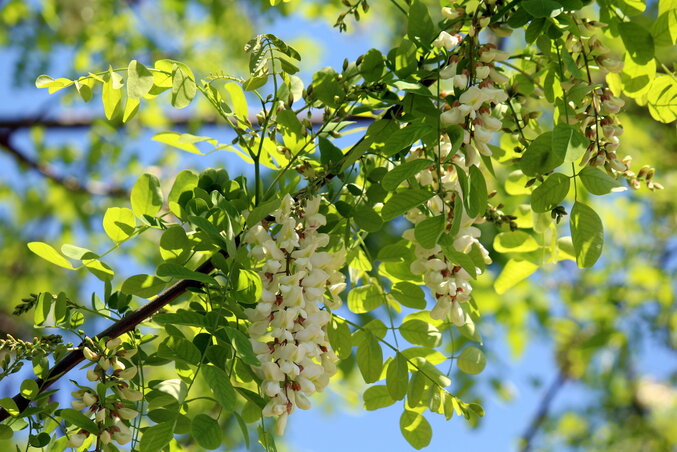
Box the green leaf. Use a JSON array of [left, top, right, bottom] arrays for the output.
[[393, 39, 418, 78], [407, 0, 436, 47], [102, 70, 123, 120], [341, 119, 398, 172], [139, 421, 174, 452], [400, 410, 432, 450], [619, 21, 655, 65], [457, 346, 486, 375], [467, 165, 488, 217], [414, 215, 445, 249], [35, 75, 73, 94], [202, 365, 237, 411], [381, 189, 435, 221], [652, 9, 677, 47], [0, 397, 19, 416], [360, 48, 385, 82], [386, 352, 409, 401], [247, 198, 281, 227], [58, 408, 99, 433], [493, 231, 539, 253], [399, 320, 442, 348], [621, 55, 656, 99], [226, 326, 260, 366], [356, 332, 383, 384], [35, 293, 52, 326], [382, 159, 434, 191], [83, 258, 114, 282], [312, 67, 343, 108], [103, 207, 137, 242], [647, 76, 677, 123], [363, 385, 396, 411], [27, 242, 74, 270], [570, 202, 604, 268], [153, 131, 218, 155], [522, 0, 563, 17], [327, 317, 352, 360], [157, 263, 218, 286], [131, 173, 163, 219], [494, 259, 539, 294], [348, 284, 382, 313], [531, 173, 570, 213], [160, 226, 192, 263], [122, 274, 168, 298], [20, 379, 39, 400], [127, 60, 154, 99], [381, 124, 435, 157], [579, 167, 626, 195], [168, 170, 198, 218], [172, 64, 197, 108], [519, 132, 563, 175], [192, 414, 223, 449], [391, 282, 426, 309], [223, 82, 248, 119], [354, 205, 383, 232], [552, 124, 588, 163], [618, 0, 647, 16]]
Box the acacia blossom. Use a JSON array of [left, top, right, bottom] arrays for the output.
[[244, 194, 346, 434], [68, 337, 140, 449]]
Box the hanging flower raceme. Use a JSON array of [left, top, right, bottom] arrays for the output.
[[402, 140, 492, 326], [400, 7, 503, 325], [244, 194, 346, 434], [68, 337, 140, 449]]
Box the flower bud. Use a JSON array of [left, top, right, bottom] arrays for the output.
[[86, 368, 99, 382], [68, 432, 87, 448], [82, 347, 98, 361], [117, 407, 139, 420], [106, 337, 122, 351]]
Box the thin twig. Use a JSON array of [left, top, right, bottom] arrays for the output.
[[519, 370, 568, 452], [0, 131, 128, 197]]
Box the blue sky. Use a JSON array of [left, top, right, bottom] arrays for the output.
[[0, 6, 674, 452]]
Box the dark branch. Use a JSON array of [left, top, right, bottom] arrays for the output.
[[519, 370, 568, 452], [0, 131, 128, 197], [0, 113, 370, 131], [0, 258, 216, 422]]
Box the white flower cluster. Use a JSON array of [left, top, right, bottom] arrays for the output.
[[403, 139, 492, 325], [400, 6, 504, 325], [68, 337, 140, 449], [437, 45, 509, 168], [244, 194, 346, 434]]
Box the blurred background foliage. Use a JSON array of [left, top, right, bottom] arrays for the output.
[[0, 0, 675, 451]]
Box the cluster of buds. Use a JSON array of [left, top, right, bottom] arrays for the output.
[[244, 195, 346, 434], [402, 138, 492, 324], [440, 1, 514, 37], [68, 337, 140, 449], [561, 21, 631, 176], [578, 89, 628, 173], [620, 157, 664, 191]]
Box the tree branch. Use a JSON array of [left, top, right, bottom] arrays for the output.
[[0, 113, 370, 131], [519, 370, 568, 452], [0, 131, 128, 197], [0, 257, 216, 423]]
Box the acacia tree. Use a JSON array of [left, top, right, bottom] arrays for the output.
[[0, 0, 675, 450]]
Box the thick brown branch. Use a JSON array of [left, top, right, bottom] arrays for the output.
[[0, 258, 215, 423], [0, 113, 370, 130], [519, 370, 568, 452], [0, 132, 128, 197]]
